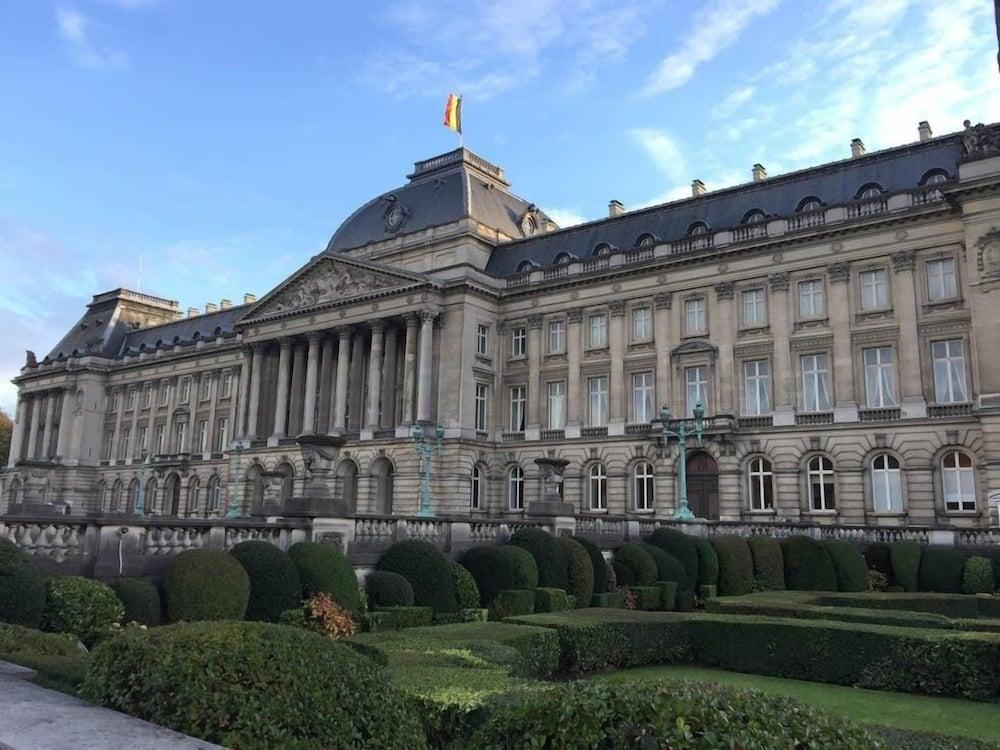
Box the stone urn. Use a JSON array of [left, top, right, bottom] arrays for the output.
[[528, 455, 574, 517]]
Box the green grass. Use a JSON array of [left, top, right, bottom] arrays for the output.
[[590, 664, 1000, 744]]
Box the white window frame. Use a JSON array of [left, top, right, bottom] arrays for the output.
[[470, 465, 482, 510], [863, 346, 898, 408], [748, 457, 774, 511], [508, 386, 526, 432], [207, 477, 221, 513], [200, 376, 212, 402], [126, 389, 136, 411], [684, 297, 706, 334], [174, 421, 187, 454], [118, 427, 131, 462], [221, 372, 233, 398], [631, 371, 655, 424], [743, 360, 771, 416], [159, 382, 170, 406], [197, 419, 208, 454], [475, 383, 489, 431], [189, 478, 201, 513], [548, 320, 566, 353], [872, 454, 903, 513], [588, 463, 607, 511], [511, 326, 527, 358], [547, 380, 567, 430], [798, 279, 825, 318], [932, 339, 968, 404], [103, 428, 114, 461], [927, 259, 958, 301], [633, 461, 655, 511], [741, 288, 766, 327], [507, 466, 524, 511], [155, 424, 165, 455], [180, 378, 191, 404], [631, 306, 652, 342], [942, 451, 976, 512], [142, 384, 152, 409], [860, 268, 889, 310], [476, 323, 490, 356], [587, 376, 608, 427], [800, 353, 831, 412], [685, 366, 709, 417], [110, 390, 120, 412], [807, 455, 836, 511], [216, 416, 229, 452], [588, 313, 608, 349]]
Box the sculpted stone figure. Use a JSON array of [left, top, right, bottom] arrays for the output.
[[962, 120, 1000, 157]]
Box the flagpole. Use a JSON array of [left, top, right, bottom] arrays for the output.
[[459, 94, 464, 149]]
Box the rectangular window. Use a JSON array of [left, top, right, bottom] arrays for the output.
[[476, 323, 490, 356], [863, 347, 898, 408], [142, 384, 151, 408], [932, 339, 968, 404], [587, 376, 608, 427], [509, 386, 526, 432], [801, 353, 832, 412], [159, 382, 170, 406], [103, 428, 114, 461], [798, 279, 825, 318], [631, 372, 655, 423], [110, 390, 120, 412], [685, 366, 709, 416], [119, 428, 131, 461], [588, 314, 608, 348], [548, 320, 566, 353], [474, 383, 489, 431], [197, 420, 208, 453], [174, 422, 186, 454], [743, 360, 771, 416], [631, 306, 652, 341], [180, 378, 191, 403], [511, 326, 526, 357], [860, 269, 889, 310], [126, 389, 136, 411], [221, 372, 233, 398], [741, 288, 766, 327], [137, 426, 147, 457], [548, 381, 567, 429], [684, 297, 706, 334], [927, 259, 958, 300], [200, 377, 211, 402], [155, 424, 165, 455], [216, 417, 229, 452]]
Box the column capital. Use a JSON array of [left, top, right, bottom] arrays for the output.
[[337, 325, 352, 340], [403, 312, 420, 327], [527, 313, 544, 329], [566, 308, 583, 324], [828, 261, 851, 283], [608, 301, 626, 317], [714, 281, 735, 301], [306, 330, 324, 345], [369, 319, 386, 335], [419, 309, 438, 324], [278, 337, 294, 351], [654, 292, 673, 310], [891, 250, 916, 273], [768, 272, 790, 292]]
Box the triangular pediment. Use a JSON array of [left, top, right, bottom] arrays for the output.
[[240, 253, 431, 323]]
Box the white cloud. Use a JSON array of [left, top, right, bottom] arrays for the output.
[[640, 0, 779, 96], [544, 208, 588, 227], [56, 7, 127, 70], [711, 85, 756, 119], [628, 127, 688, 183]]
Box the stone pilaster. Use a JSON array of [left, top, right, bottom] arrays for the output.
[[654, 293, 672, 414], [565, 309, 582, 438], [317, 336, 334, 434], [244, 343, 264, 439], [40, 392, 57, 459], [526, 313, 543, 439], [348, 329, 366, 431], [400, 313, 418, 428], [608, 301, 626, 434], [332, 327, 351, 434], [8, 395, 28, 467], [55, 388, 75, 461], [828, 262, 858, 422], [381, 325, 398, 429], [714, 282, 735, 413], [891, 250, 927, 418], [768, 273, 794, 425]]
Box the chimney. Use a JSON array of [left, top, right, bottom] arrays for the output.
[[752, 163, 767, 183], [220, 298, 232, 310], [918, 121, 933, 142], [850, 138, 866, 158], [205, 302, 218, 314], [608, 199, 625, 217], [187, 307, 199, 318], [244, 293, 257, 305], [691, 179, 706, 197]]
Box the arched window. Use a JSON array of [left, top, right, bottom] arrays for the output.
[[110, 480, 122, 512], [593, 243, 613, 257], [872, 454, 903, 513], [517, 260, 535, 273], [553, 252, 573, 265], [188, 477, 201, 514], [370, 457, 394, 515], [588, 463, 607, 511], [942, 451, 975, 511], [127, 479, 139, 513], [96, 480, 107, 511], [470, 465, 483, 510], [338, 460, 359, 512], [797, 196, 823, 213], [920, 169, 949, 186], [856, 183, 884, 201], [633, 461, 655, 511], [807, 456, 835, 511], [146, 478, 159, 512], [636, 233, 657, 248], [275, 462, 294, 503], [207, 476, 222, 513], [507, 466, 524, 511], [742, 209, 766, 224], [687, 221, 710, 236], [747, 458, 773, 511]]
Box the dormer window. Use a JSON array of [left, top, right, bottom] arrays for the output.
[[521, 213, 537, 236], [856, 183, 884, 201], [920, 169, 949, 186], [517, 260, 536, 274], [636, 233, 657, 248], [742, 209, 766, 224], [687, 221, 710, 236], [594, 243, 613, 257], [553, 252, 573, 265], [797, 196, 823, 213]]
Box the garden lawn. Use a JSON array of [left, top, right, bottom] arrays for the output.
[[590, 665, 1000, 744]]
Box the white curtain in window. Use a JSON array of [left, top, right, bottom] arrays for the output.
[[872, 455, 902, 512], [864, 347, 897, 408]]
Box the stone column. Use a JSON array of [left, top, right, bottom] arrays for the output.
[[110, 390, 125, 461], [182, 375, 201, 453], [317, 336, 334, 433], [891, 250, 927, 418], [126, 387, 141, 462], [162, 378, 178, 454], [41, 392, 57, 459], [55, 388, 75, 461], [271, 338, 293, 440], [8, 395, 28, 467], [381, 326, 398, 429], [288, 339, 307, 435], [244, 343, 264, 439], [416, 310, 437, 423], [401, 313, 419, 426], [609, 302, 626, 433], [526, 313, 543, 439], [828, 262, 858, 422], [769, 273, 794, 425], [714, 282, 735, 413], [565, 310, 582, 438], [332, 327, 351, 434], [348, 329, 366, 431], [654, 293, 673, 412], [204, 374, 219, 456], [365, 320, 385, 431], [302, 332, 322, 435], [228, 364, 244, 448], [26, 395, 41, 460]]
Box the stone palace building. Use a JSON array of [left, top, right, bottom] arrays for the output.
[[4, 120, 1000, 532]]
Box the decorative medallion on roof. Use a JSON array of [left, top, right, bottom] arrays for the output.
[[382, 194, 410, 232]]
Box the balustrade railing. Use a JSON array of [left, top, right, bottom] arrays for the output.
[[846, 198, 888, 218], [928, 403, 973, 418], [787, 210, 825, 231], [0, 520, 87, 562]]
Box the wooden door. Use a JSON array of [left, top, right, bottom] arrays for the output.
[[686, 452, 720, 520]]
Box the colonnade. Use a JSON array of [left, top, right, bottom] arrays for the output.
[[6, 388, 73, 467]]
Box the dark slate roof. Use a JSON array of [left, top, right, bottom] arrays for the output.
[[325, 148, 553, 252], [485, 131, 966, 276], [121, 304, 248, 355], [44, 295, 132, 363]]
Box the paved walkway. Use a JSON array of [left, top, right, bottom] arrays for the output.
[[0, 663, 221, 750]]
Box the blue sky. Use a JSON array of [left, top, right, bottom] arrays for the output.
[[1, 0, 998, 412]]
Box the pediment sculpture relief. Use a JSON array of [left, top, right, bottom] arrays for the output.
[[267, 260, 409, 314]]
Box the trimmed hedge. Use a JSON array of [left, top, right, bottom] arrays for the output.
[[229, 541, 302, 623], [649, 528, 698, 590], [42, 576, 124, 645], [818, 592, 982, 619], [747, 537, 784, 591], [488, 589, 534, 620], [612, 543, 658, 585], [557, 537, 594, 608], [640, 543, 688, 591], [378, 540, 458, 614], [164, 549, 249, 623], [365, 571, 414, 608], [288, 542, 360, 615], [534, 587, 571, 613], [891, 540, 922, 592], [509, 528, 568, 590], [822, 539, 869, 592], [109, 578, 161, 626], [693, 537, 719, 587], [570, 536, 608, 594], [710, 536, 753, 596], [707, 594, 958, 630], [919, 547, 966, 594], [460, 545, 538, 606], [592, 591, 624, 608], [82, 621, 423, 748], [963, 557, 995, 595], [631, 585, 661, 611], [0, 621, 79, 659], [863, 542, 894, 581], [449, 561, 481, 610], [370, 606, 434, 631], [611, 560, 635, 587], [657, 580, 678, 610], [782, 535, 837, 591], [0, 538, 45, 628]]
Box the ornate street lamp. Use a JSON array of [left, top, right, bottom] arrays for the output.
[[411, 422, 445, 518], [134, 448, 148, 517], [226, 439, 251, 518], [659, 402, 705, 521]]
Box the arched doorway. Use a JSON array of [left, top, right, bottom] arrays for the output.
[[686, 451, 719, 520], [337, 459, 358, 512], [370, 457, 394, 514], [165, 473, 182, 516]]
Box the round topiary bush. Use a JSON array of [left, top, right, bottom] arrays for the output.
[[612, 543, 657, 585], [649, 528, 699, 589], [557, 537, 594, 608], [229, 541, 303, 623], [82, 621, 423, 749], [611, 560, 634, 587], [748, 536, 785, 591], [164, 549, 249, 623], [640, 543, 688, 590], [890, 540, 922, 592], [509, 528, 569, 589], [710, 536, 754, 596], [460, 545, 538, 606], [0, 538, 46, 628], [821, 539, 868, 592], [693, 537, 719, 587], [962, 556, 995, 595], [570, 535, 608, 595], [109, 577, 161, 626], [41, 576, 124, 645], [364, 571, 414, 607], [377, 540, 457, 614], [287, 541, 360, 615], [448, 561, 481, 610], [918, 547, 966, 594], [781, 535, 837, 591]]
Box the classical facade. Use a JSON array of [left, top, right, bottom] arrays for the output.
[[4, 120, 1000, 531]]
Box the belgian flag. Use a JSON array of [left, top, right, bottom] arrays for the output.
[[443, 94, 462, 134]]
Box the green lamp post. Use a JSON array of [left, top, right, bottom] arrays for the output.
[[659, 402, 705, 521], [134, 448, 148, 516], [411, 422, 445, 518]]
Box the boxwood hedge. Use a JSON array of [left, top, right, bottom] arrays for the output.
[[710, 536, 753, 595], [890, 540, 922, 592], [164, 549, 249, 623], [556, 537, 594, 608], [448, 562, 481, 610], [822, 539, 869, 592], [963, 557, 995, 595], [919, 547, 966, 594], [229, 541, 303, 622], [109, 577, 161, 627], [365, 570, 414, 608], [782, 535, 837, 591], [288, 541, 360, 615], [569, 535, 608, 595], [460, 545, 538, 606], [42, 576, 124, 645], [509, 528, 568, 589], [0, 538, 46, 628], [649, 528, 699, 589], [640, 543, 688, 591], [378, 540, 458, 614], [693, 537, 719, 587], [612, 543, 658, 585], [747, 536, 785, 591]]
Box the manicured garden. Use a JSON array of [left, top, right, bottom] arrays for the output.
[[1, 527, 999, 748]]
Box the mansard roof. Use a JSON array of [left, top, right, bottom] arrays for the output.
[[121, 304, 247, 355], [485, 130, 967, 276]]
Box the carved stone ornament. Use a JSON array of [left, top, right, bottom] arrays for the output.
[[654, 292, 673, 310], [828, 262, 851, 283], [768, 272, 790, 292], [608, 301, 626, 317], [266, 258, 408, 315], [566, 308, 583, 324], [962, 120, 1000, 158], [976, 228, 1000, 284], [714, 281, 735, 300], [891, 250, 916, 273]]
